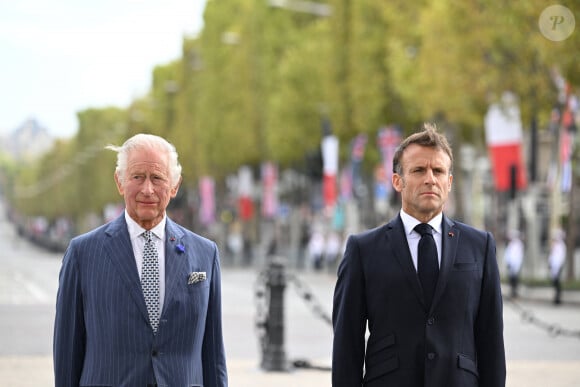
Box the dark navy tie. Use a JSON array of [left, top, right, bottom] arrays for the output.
[[414, 223, 439, 309]]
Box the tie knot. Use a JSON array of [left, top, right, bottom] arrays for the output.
[[143, 230, 153, 242], [414, 223, 433, 237]]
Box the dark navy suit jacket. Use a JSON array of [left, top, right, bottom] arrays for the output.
[[332, 215, 505, 387], [53, 214, 228, 387]]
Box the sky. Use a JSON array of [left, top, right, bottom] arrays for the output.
[[0, 0, 207, 139]]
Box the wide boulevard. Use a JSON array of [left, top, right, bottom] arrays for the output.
[[1, 200, 579, 386]]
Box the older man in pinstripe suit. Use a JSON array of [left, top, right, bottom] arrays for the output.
[[53, 133, 228, 387]]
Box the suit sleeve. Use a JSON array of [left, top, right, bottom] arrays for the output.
[[202, 243, 228, 387], [332, 235, 367, 386], [475, 232, 506, 387], [53, 242, 86, 387]]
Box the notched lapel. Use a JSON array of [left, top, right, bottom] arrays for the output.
[[163, 221, 188, 314], [104, 217, 150, 323], [431, 217, 459, 310], [388, 217, 424, 305]]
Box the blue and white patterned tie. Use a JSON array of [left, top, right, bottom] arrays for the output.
[[141, 230, 160, 333]]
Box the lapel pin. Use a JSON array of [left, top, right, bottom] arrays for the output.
[[175, 243, 185, 254], [448, 232, 454, 237], [170, 236, 176, 242]]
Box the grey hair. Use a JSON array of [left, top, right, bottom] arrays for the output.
[[105, 133, 182, 186]]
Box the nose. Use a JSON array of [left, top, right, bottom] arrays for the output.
[[425, 169, 436, 184], [141, 178, 155, 194]]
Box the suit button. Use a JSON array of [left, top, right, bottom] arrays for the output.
[[427, 317, 435, 325], [151, 349, 158, 357], [427, 352, 436, 360]]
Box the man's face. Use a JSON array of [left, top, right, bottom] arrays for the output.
[[115, 147, 180, 230], [392, 143, 452, 222]]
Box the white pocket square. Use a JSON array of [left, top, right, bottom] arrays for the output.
[[188, 271, 206, 285]]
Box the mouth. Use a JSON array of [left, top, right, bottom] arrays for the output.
[[421, 192, 438, 198]]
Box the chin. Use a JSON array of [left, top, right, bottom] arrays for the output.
[[136, 211, 160, 221]]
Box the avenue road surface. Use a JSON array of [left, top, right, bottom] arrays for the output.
[[1, 202, 580, 386]]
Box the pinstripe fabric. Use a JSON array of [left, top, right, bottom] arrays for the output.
[[53, 215, 228, 387]]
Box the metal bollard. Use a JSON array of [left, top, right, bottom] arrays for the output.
[[260, 257, 289, 371]]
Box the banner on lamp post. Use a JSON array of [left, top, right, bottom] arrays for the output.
[[321, 134, 339, 208], [484, 92, 527, 193], [350, 134, 367, 195], [238, 166, 254, 221], [261, 162, 278, 219], [199, 176, 216, 226], [377, 125, 402, 198]]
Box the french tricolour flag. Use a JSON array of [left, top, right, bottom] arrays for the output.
[[484, 93, 527, 193]]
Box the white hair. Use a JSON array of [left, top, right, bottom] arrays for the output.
[[105, 133, 182, 186]]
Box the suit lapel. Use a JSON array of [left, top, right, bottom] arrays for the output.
[[431, 215, 459, 310], [388, 216, 424, 305], [163, 219, 187, 316], [104, 215, 150, 323]]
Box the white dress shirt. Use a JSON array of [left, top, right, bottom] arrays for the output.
[[400, 210, 443, 271], [125, 211, 166, 314]]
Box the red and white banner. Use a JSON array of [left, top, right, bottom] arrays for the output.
[[559, 83, 577, 192], [261, 162, 278, 218], [321, 134, 339, 208], [484, 93, 527, 192], [199, 176, 216, 226], [238, 166, 254, 220]]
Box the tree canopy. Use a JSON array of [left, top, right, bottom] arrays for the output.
[[4, 0, 578, 224]]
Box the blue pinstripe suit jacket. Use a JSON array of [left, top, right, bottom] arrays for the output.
[[53, 214, 228, 387]]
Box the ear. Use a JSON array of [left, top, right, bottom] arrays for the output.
[[448, 174, 453, 191], [392, 173, 403, 193], [170, 176, 183, 198], [114, 172, 124, 196]]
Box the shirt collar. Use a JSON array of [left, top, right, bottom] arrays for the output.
[[124, 210, 166, 241], [400, 209, 443, 237]]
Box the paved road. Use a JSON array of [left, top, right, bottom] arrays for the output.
[[1, 205, 580, 386]]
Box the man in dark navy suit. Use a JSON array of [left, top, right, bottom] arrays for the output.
[[332, 123, 505, 386], [54, 133, 228, 387]]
